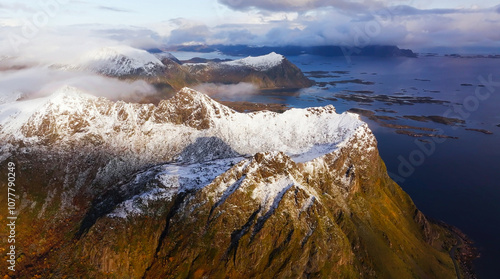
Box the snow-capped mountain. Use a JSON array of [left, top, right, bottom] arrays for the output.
[[183, 52, 313, 89], [184, 52, 285, 71], [0, 86, 368, 164], [53, 48, 313, 100], [0, 87, 466, 278], [68, 46, 166, 76]]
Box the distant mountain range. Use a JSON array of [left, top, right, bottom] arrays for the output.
[[60, 46, 313, 103], [165, 44, 418, 58]]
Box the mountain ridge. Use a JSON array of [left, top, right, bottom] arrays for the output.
[[55, 46, 313, 102], [166, 44, 418, 58], [0, 87, 472, 278], [0, 86, 363, 164]]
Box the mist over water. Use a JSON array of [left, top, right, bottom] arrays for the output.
[[194, 82, 259, 98]]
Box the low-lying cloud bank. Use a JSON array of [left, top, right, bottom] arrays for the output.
[[194, 82, 259, 98], [0, 67, 157, 102]]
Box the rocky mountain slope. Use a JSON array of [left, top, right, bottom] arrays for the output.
[[0, 87, 470, 278], [183, 52, 314, 89]]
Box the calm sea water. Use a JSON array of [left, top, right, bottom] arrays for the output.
[[174, 52, 500, 278]]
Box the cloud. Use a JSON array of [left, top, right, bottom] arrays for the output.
[[1, 2, 499, 65], [168, 24, 211, 45], [218, 0, 371, 13], [0, 3, 37, 13], [0, 67, 157, 102], [193, 82, 259, 98], [97, 6, 133, 13], [212, 28, 258, 44], [214, 0, 500, 49], [387, 5, 496, 16], [90, 26, 163, 49], [0, 25, 162, 104], [0, 24, 166, 65]]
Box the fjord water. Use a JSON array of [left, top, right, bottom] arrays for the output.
[[291, 55, 500, 279], [175, 52, 500, 277]]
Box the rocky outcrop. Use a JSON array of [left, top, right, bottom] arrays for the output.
[[0, 87, 467, 278]]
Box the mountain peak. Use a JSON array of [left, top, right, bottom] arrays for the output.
[[154, 88, 234, 130], [167, 87, 227, 110], [75, 45, 165, 76], [177, 87, 213, 100]]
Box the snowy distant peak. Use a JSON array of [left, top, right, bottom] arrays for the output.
[[84, 46, 163, 66], [224, 52, 285, 71], [78, 45, 165, 76]]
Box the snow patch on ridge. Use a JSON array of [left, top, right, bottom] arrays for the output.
[[224, 52, 285, 71], [108, 157, 244, 218], [184, 52, 285, 71], [251, 175, 295, 212]]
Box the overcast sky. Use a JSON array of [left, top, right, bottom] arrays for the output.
[[1, 0, 500, 55]]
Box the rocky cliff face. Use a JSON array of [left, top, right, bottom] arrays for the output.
[[0, 87, 466, 278]]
